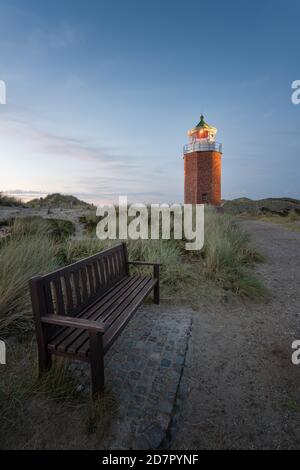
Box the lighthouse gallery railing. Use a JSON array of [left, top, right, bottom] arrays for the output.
[[183, 141, 222, 154]]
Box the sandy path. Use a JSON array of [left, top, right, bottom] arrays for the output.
[[170, 220, 300, 449]]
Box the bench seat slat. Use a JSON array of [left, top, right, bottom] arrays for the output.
[[48, 275, 135, 347], [48, 275, 143, 353], [102, 278, 156, 353], [47, 275, 156, 358], [80, 277, 156, 357], [54, 275, 144, 354], [68, 276, 150, 355]]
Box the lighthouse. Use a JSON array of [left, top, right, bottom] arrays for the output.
[[183, 115, 222, 205]]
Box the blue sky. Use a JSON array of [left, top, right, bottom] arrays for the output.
[[0, 0, 300, 203]]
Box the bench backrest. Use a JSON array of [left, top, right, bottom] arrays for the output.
[[30, 243, 129, 318]]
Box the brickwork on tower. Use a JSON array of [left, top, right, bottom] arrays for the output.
[[184, 150, 222, 205]]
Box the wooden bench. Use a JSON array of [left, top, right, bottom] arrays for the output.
[[29, 242, 160, 395]]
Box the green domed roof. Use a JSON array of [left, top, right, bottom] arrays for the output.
[[195, 115, 210, 129]]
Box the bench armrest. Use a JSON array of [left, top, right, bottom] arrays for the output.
[[128, 261, 161, 266], [41, 315, 105, 333]]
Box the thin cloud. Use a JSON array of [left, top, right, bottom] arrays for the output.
[[0, 113, 144, 167], [3, 189, 46, 196]]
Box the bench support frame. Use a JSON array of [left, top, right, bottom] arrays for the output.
[[29, 243, 160, 397], [89, 331, 105, 395]]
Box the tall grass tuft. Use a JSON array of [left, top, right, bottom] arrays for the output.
[[203, 206, 265, 298], [0, 192, 23, 207], [10, 216, 75, 241], [0, 221, 59, 333]]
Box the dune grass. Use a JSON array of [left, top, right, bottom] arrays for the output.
[[62, 207, 265, 302], [0, 217, 74, 334], [0, 192, 24, 207], [202, 207, 265, 298], [9, 216, 75, 241], [0, 339, 118, 449], [0, 207, 265, 334], [0, 234, 58, 333], [0, 206, 266, 449]]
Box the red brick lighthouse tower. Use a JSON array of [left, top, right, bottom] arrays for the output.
[[183, 115, 222, 205]]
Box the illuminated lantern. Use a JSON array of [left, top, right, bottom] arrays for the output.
[[183, 115, 222, 205]]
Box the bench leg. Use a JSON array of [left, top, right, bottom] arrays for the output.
[[153, 265, 160, 304], [38, 346, 52, 377], [89, 331, 104, 396], [154, 281, 160, 304]]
